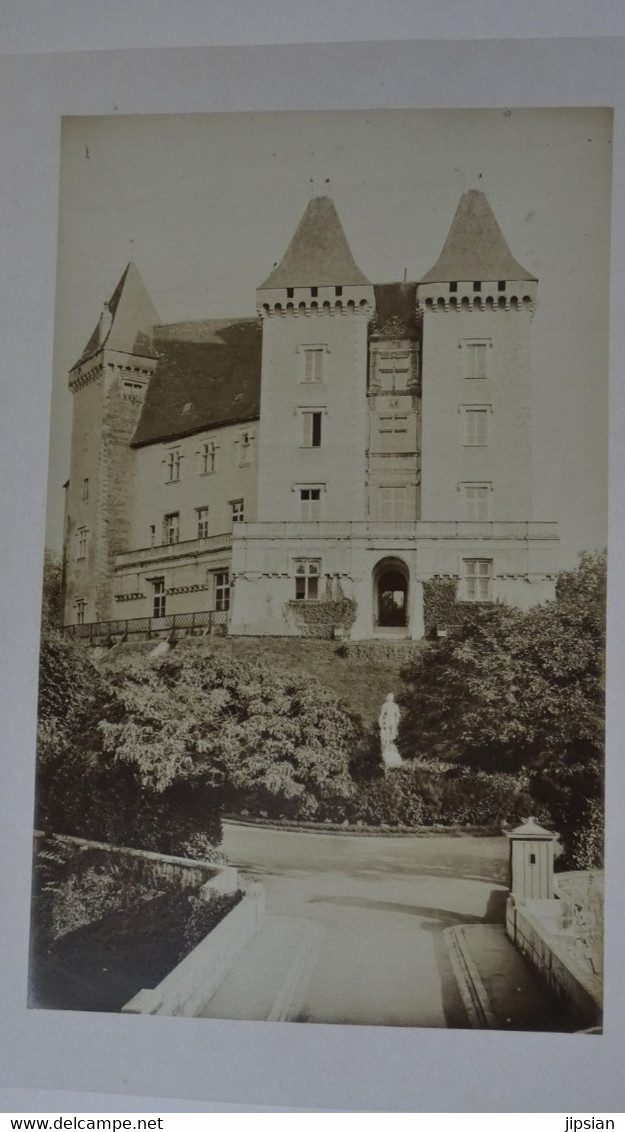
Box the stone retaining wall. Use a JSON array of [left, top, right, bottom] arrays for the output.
[[35, 831, 238, 897], [122, 883, 266, 1017], [506, 896, 602, 1029]]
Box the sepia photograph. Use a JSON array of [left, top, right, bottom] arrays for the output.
[[29, 107, 610, 1032]]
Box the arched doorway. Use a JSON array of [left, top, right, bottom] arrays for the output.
[[374, 558, 409, 630]]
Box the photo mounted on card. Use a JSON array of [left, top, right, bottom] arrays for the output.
[[31, 108, 609, 1031]]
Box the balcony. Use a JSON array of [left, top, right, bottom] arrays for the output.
[[115, 532, 232, 570], [63, 608, 229, 641], [234, 520, 559, 543]]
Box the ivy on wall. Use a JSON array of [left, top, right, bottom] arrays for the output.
[[286, 598, 358, 639], [422, 575, 464, 638]]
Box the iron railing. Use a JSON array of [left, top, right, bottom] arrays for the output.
[[114, 532, 232, 569], [62, 608, 228, 641]]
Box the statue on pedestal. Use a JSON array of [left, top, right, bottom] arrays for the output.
[[379, 693, 403, 769]]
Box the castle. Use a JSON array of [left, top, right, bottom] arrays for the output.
[[61, 189, 560, 642]]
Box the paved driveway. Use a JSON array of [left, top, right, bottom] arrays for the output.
[[201, 823, 512, 1027]]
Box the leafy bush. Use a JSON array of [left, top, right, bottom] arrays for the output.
[[31, 839, 179, 955], [36, 632, 361, 845], [398, 552, 606, 860], [346, 762, 537, 829]]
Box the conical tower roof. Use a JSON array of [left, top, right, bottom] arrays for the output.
[[259, 196, 370, 289], [71, 262, 161, 370], [419, 190, 537, 284]]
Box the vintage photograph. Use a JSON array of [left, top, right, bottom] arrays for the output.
[[30, 108, 609, 1030]]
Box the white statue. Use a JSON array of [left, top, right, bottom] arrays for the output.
[[379, 693, 403, 769]]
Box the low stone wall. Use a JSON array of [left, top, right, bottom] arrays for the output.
[[35, 831, 238, 897], [506, 896, 602, 1029], [122, 882, 266, 1017]]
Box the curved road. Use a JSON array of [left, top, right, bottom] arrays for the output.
[[202, 823, 512, 1028]]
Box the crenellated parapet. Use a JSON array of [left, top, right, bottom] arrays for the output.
[[257, 288, 374, 319], [418, 279, 537, 314]]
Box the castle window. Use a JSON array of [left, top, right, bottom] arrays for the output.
[[299, 487, 321, 520], [163, 512, 180, 544], [150, 525, 156, 547], [463, 406, 489, 446], [214, 570, 230, 612], [463, 559, 493, 602], [464, 341, 489, 380], [231, 499, 245, 524], [166, 449, 181, 482], [200, 440, 217, 475], [151, 578, 166, 619], [449, 282, 458, 293], [377, 352, 410, 392], [238, 430, 254, 466], [303, 347, 324, 383], [74, 598, 87, 625], [473, 281, 482, 292], [76, 527, 88, 559], [122, 379, 144, 401], [379, 414, 408, 434], [287, 287, 294, 299], [498, 280, 506, 291], [463, 483, 490, 521], [82, 477, 89, 502], [378, 486, 407, 522], [197, 507, 209, 538], [294, 559, 320, 601], [301, 410, 323, 448], [335, 286, 343, 297], [311, 287, 318, 298]]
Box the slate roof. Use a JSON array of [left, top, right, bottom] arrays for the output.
[[419, 190, 537, 284], [131, 320, 262, 448], [259, 196, 370, 289], [71, 262, 161, 371]]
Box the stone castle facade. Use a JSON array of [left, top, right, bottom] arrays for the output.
[[61, 189, 560, 641]]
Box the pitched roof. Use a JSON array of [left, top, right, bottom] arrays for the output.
[[71, 262, 161, 371], [259, 195, 370, 289], [132, 320, 261, 448], [505, 818, 559, 840], [419, 190, 537, 284]]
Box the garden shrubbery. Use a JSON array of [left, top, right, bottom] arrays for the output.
[[35, 552, 605, 867], [398, 551, 606, 865], [331, 762, 539, 830], [35, 630, 361, 852]]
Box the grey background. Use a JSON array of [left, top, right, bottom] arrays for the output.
[[1, 13, 624, 1115]]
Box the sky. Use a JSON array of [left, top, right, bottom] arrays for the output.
[[48, 108, 612, 565]]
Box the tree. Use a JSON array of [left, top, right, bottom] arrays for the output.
[[398, 552, 605, 862], [98, 649, 359, 821], [41, 550, 63, 628], [35, 636, 361, 853]]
